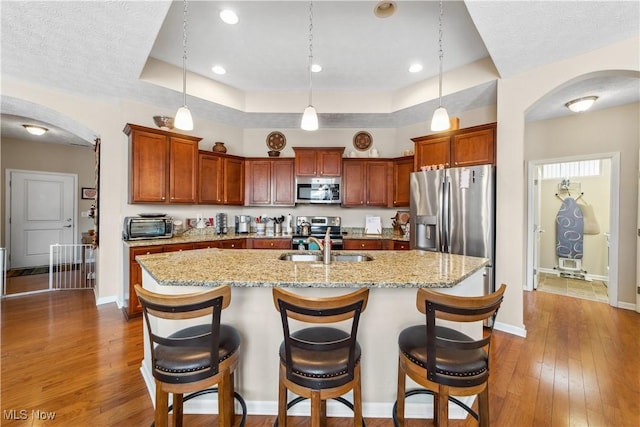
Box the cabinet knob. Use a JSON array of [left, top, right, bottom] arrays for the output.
[[361, 243, 365, 248], [231, 244, 235, 248], [270, 242, 274, 247]]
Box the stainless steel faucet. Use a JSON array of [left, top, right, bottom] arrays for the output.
[[305, 227, 332, 264]]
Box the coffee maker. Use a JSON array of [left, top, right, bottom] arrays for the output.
[[235, 215, 251, 234]]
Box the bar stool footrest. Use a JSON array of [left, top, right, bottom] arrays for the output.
[[273, 396, 366, 427], [392, 388, 478, 427]]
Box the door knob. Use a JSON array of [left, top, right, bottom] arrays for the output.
[[63, 225, 72, 228]]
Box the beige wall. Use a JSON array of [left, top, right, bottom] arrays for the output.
[[526, 103, 638, 301], [1, 34, 638, 325], [538, 160, 611, 276], [1, 137, 96, 243], [497, 36, 639, 324]]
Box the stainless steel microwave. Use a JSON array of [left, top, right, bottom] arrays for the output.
[[295, 177, 341, 204], [123, 216, 173, 240]]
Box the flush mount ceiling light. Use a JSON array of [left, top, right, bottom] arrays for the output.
[[565, 96, 598, 113], [374, 1, 397, 18], [22, 124, 48, 136], [408, 64, 423, 73], [211, 65, 226, 75], [311, 64, 322, 73], [301, 1, 318, 131], [430, 0, 450, 132], [174, 0, 194, 131], [219, 9, 238, 25]]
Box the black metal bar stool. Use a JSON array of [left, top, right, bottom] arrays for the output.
[[393, 284, 507, 427], [135, 284, 246, 427], [272, 287, 370, 427]]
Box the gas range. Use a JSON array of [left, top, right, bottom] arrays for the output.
[[292, 216, 343, 250]]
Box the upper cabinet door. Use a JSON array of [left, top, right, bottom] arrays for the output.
[[129, 129, 168, 203], [294, 150, 318, 176], [271, 159, 295, 206], [413, 136, 450, 170], [451, 128, 495, 167], [168, 136, 198, 203], [223, 157, 245, 205], [318, 150, 343, 176], [198, 153, 223, 204]]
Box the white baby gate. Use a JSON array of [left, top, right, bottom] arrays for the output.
[[49, 244, 95, 290]]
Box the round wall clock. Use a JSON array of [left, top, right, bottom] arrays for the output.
[[353, 131, 373, 151], [266, 131, 286, 151]]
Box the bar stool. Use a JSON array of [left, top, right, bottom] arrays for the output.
[[394, 284, 507, 427], [135, 284, 246, 427], [272, 287, 370, 427]]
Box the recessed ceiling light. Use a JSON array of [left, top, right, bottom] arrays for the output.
[[219, 9, 238, 25], [408, 64, 423, 73], [22, 124, 48, 136], [311, 64, 322, 73], [211, 65, 226, 75], [565, 96, 598, 113]]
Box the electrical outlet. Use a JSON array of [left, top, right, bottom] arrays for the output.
[[81, 211, 89, 218]]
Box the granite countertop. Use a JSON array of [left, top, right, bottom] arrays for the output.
[[124, 228, 409, 248], [136, 249, 488, 289]]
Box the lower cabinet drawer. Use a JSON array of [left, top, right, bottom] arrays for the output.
[[251, 238, 292, 249], [343, 239, 383, 250]]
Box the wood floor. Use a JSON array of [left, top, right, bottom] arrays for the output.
[[1, 286, 639, 427]]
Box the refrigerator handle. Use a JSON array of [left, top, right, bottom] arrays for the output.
[[440, 176, 448, 252], [443, 176, 451, 252]]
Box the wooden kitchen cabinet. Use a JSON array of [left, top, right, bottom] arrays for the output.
[[193, 239, 246, 249], [249, 238, 292, 249], [163, 243, 194, 252], [343, 239, 384, 250], [125, 123, 201, 204], [412, 123, 496, 170], [342, 159, 391, 207], [293, 147, 344, 177], [215, 239, 246, 249], [392, 156, 413, 207], [245, 158, 295, 206], [198, 152, 245, 205], [124, 245, 163, 318], [385, 239, 410, 250]]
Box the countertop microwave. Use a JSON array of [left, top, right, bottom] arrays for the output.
[[123, 216, 173, 241], [295, 177, 341, 204]]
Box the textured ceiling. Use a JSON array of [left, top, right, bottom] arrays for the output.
[[1, 1, 639, 145]]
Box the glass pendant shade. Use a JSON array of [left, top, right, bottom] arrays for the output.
[[175, 106, 193, 130], [301, 105, 318, 131], [430, 106, 450, 132]]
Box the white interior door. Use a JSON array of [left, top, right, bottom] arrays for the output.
[[7, 170, 76, 268]]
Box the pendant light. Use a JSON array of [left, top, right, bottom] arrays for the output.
[[174, 0, 193, 131], [301, 1, 318, 131], [430, 0, 450, 132]]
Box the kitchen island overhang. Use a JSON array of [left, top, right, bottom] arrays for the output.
[[136, 249, 489, 420]]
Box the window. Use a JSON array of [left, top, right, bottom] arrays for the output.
[[542, 160, 600, 179]]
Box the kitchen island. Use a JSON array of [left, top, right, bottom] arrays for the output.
[[136, 249, 489, 419]]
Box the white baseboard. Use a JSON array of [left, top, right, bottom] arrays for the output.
[[494, 321, 527, 338], [538, 267, 608, 282]]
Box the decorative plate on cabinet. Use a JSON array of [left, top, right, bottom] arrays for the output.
[[353, 131, 373, 151], [266, 131, 286, 151]]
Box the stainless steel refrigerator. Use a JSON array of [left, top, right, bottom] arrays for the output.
[[410, 165, 496, 295]]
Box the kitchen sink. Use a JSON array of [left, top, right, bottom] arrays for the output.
[[330, 254, 374, 262], [278, 252, 373, 262], [278, 253, 324, 262]]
